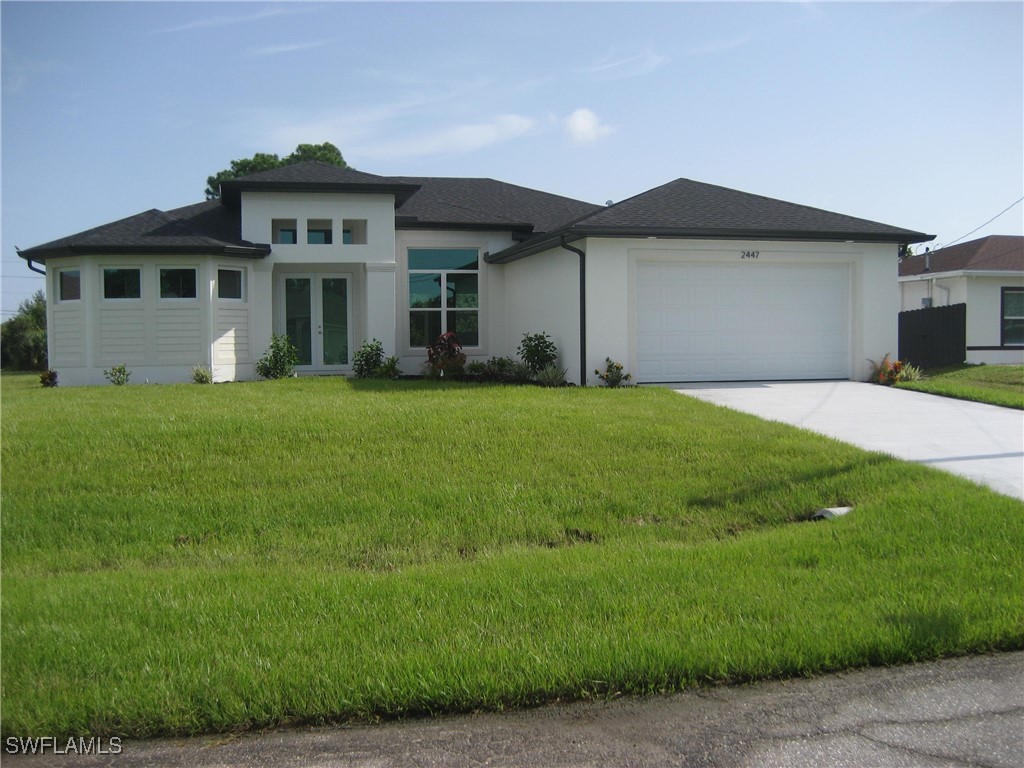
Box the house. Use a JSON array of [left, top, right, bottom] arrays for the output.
[[898, 236, 1024, 365], [18, 162, 934, 386]]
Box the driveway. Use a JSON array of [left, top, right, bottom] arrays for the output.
[[671, 381, 1023, 500]]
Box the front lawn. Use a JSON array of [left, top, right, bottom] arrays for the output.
[[895, 364, 1024, 409], [2, 374, 1022, 738]]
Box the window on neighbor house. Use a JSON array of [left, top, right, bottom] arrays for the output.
[[103, 268, 141, 300], [307, 219, 332, 245], [408, 248, 479, 347], [272, 219, 297, 245], [1002, 288, 1024, 346], [218, 268, 244, 300], [159, 268, 197, 299], [58, 269, 81, 302]]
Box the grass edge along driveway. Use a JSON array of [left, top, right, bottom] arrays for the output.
[[2, 375, 1022, 738]]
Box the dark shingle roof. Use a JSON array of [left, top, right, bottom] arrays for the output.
[[17, 201, 269, 262], [898, 235, 1023, 276], [392, 177, 603, 234], [218, 161, 421, 207], [488, 178, 934, 263]]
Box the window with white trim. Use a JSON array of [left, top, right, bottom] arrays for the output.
[[218, 268, 245, 301], [159, 268, 197, 299], [58, 269, 81, 302], [1002, 288, 1024, 346], [408, 248, 479, 347], [103, 268, 141, 299]]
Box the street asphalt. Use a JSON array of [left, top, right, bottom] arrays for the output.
[[671, 381, 1024, 500], [5, 652, 1022, 767]]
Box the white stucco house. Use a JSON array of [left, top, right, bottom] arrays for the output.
[[899, 236, 1024, 365], [18, 162, 934, 386]]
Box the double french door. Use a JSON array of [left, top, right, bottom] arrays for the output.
[[280, 274, 351, 371]]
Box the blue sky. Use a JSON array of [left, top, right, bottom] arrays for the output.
[[2, 1, 1022, 318]]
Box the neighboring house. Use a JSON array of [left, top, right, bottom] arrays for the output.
[[899, 235, 1024, 365], [18, 162, 933, 386]]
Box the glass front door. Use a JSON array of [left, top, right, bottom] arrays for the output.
[[282, 274, 350, 370]]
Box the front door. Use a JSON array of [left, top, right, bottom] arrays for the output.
[[282, 274, 351, 372]]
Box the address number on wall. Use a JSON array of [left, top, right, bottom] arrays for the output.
[[741, 251, 760, 259]]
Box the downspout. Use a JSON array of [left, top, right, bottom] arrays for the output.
[[559, 236, 587, 386], [26, 258, 46, 275]]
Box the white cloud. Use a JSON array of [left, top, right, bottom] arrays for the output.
[[563, 109, 614, 145], [157, 7, 301, 34], [248, 40, 333, 57], [579, 50, 668, 79]]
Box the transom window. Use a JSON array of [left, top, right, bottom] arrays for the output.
[[159, 268, 197, 299], [103, 268, 141, 300], [272, 219, 297, 245], [408, 248, 479, 347], [1002, 288, 1024, 346], [58, 269, 81, 302], [307, 219, 333, 245]]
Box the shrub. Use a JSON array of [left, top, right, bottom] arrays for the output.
[[191, 365, 213, 384], [425, 332, 466, 378], [595, 358, 631, 388], [378, 355, 402, 380], [868, 353, 922, 385], [353, 339, 386, 379], [104, 363, 131, 386], [536, 362, 567, 388], [518, 332, 558, 375], [39, 369, 58, 388], [467, 356, 533, 384], [256, 334, 299, 380]]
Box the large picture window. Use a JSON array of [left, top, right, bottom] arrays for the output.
[[103, 268, 141, 299], [408, 248, 479, 347], [1002, 288, 1024, 346]]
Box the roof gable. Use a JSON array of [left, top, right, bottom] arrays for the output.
[[898, 235, 1023, 276], [218, 161, 421, 207]]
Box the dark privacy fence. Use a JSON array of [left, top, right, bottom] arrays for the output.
[[898, 303, 966, 369]]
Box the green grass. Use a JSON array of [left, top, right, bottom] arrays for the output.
[[895, 364, 1024, 409], [2, 373, 1022, 738]]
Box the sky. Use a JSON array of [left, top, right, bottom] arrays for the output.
[[2, 0, 1022, 318]]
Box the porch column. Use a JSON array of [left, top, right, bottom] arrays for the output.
[[365, 263, 398, 355]]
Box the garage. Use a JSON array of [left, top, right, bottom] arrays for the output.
[[635, 259, 851, 382]]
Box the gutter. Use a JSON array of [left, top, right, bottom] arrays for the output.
[[558, 236, 588, 387]]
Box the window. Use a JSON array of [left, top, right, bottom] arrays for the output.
[[342, 219, 367, 245], [218, 268, 244, 300], [307, 219, 332, 245], [1002, 288, 1024, 346], [58, 269, 81, 301], [103, 268, 141, 299], [273, 219, 297, 244], [408, 248, 479, 347], [159, 268, 197, 299]]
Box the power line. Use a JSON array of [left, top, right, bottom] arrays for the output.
[[943, 196, 1024, 249]]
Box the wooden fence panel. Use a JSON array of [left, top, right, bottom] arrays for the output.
[[898, 303, 966, 369]]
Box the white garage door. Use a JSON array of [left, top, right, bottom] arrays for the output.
[[636, 261, 850, 382]]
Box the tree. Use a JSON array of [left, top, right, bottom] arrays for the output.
[[0, 290, 47, 371], [205, 142, 348, 199]]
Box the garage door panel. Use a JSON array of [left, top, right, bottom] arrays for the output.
[[636, 261, 850, 382]]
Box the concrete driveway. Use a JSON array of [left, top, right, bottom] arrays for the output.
[[671, 381, 1023, 500]]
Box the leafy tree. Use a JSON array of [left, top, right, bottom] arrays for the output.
[[1, 290, 47, 370], [205, 142, 348, 199]]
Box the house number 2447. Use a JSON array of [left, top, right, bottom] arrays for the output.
[[741, 250, 760, 259]]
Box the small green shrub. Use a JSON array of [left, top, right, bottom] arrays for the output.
[[256, 334, 299, 380], [378, 355, 402, 380], [868, 353, 922, 385], [353, 339, 386, 379], [536, 362, 567, 388], [39, 369, 58, 388], [518, 332, 558, 375], [467, 356, 533, 384], [425, 332, 466, 379], [191, 365, 213, 384], [595, 358, 631, 388], [104, 363, 131, 386]]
